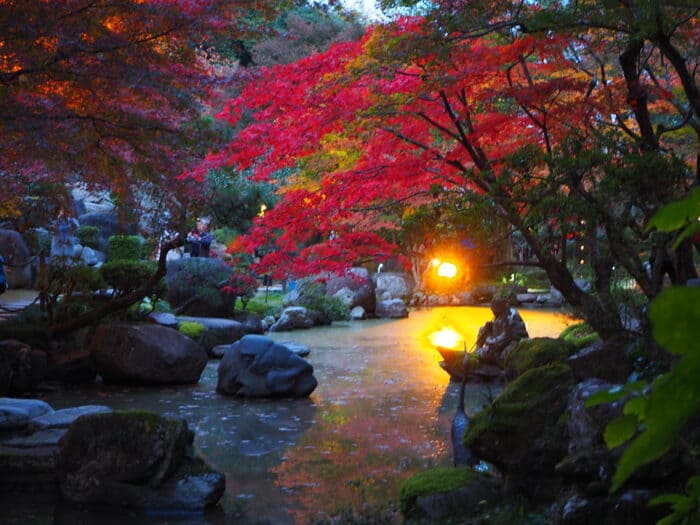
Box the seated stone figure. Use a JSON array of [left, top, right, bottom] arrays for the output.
[[466, 298, 529, 369]]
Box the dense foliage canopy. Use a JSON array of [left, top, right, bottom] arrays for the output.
[[0, 0, 289, 222], [193, 1, 699, 338]]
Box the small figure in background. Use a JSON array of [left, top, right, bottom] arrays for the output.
[[187, 217, 213, 258], [0, 255, 8, 295], [50, 208, 79, 260]]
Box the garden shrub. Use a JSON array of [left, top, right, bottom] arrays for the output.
[[290, 280, 350, 321], [107, 235, 143, 261], [222, 268, 258, 311], [101, 260, 157, 296], [75, 225, 100, 250], [246, 292, 284, 317], [165, 258, 233, 317], [178, 321, 205, 339]]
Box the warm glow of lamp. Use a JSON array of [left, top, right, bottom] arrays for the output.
[[437, 261, 457, 278], [429, 327, 462, 349]]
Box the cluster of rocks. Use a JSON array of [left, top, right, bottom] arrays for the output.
[[401, 335, 691, 524], [2, 325, 317, 399], [260, 269, 415, 333], [0, 398, 225, 512], [0, 330, 318, 513], [410, 282, 582, 309]]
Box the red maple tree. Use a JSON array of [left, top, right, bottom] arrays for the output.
[[194, 6, 698, 337], [0, 0, 287, 220]]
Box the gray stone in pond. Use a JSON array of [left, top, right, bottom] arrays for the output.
[[29, 405, 112, 430], [276, 341, 311, 357], [148, 312, 179, 328], [3, 428, 68, 448], [217, 334, 317, 398], [0, 398, 53, 430]]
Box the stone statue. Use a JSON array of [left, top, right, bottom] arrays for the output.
[[466, 298, 529, 369]]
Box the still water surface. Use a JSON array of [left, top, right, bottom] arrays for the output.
[[11, 306, 574, 525]]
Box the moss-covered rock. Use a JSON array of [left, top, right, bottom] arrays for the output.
[[57, 410, 189, 497], [400, 466, 500, 519], [504, 337, 575, 381], [559, 322, 600, 350], [464, 364, 574, 493], [56, 410, 224, 510]]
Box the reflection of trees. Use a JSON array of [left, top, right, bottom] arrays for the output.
[[197, 399, 317, 474], [271, 395, 451, 523]]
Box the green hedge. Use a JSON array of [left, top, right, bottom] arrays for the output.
[[107, 235, 143, 261], [101, 260, 157, 295]]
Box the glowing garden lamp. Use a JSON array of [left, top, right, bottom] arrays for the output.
[[437, 261, 457, 278]]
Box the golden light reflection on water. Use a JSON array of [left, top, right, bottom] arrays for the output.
[[428, 326, 463, 349], [16, 304, 577, 525], [265, 306, 576, 523], [16, 305, 577, 525]]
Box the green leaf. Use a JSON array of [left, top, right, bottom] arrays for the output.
[[585, 387, 627, 407], [650, 288, 700, 356], [649, 494, 686, 506], [611, 356, 700, 492], [585, 381, 646, 408], [645, 187, 700, 233], [686, 476, 700, 496], [622, 397, 647, 418], [673, 221, 700, 249], [604, 414, 638, 448]]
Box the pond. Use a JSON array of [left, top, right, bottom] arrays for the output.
[[7, 306, 574, 525]]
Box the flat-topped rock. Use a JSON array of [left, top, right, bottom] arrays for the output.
[[0, 398, 53, 430], [3, 428, 68, 448], [29, 405, 112, 430]]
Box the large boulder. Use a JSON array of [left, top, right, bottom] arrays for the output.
[[269, 306, 317, 332], [465, 364, 574, 497], [45, 329, 97, 384], [217, 334, 317, 398], [90, 323, 207, 385], [374, 272, 414, 302], [400, 467, 501, 521], [0, 339, 48, 395], [0, 403, 113, 482], [567, 378, 625, 455], [567, 335, 635, 383], [504, 337, 575, 382], [176, 316, 248, 353], [0, 229, 35, 288], [326, 270, 376, 313], [375, 298, 408, 319], [56, 411, 225, 510]]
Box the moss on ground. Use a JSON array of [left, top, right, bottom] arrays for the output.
[[505, 337, 575, 379], [558, 321, 600, 349], [400, 467, 478, 516]]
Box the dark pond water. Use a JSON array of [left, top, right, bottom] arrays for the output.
[[4, 306, 574, 525]]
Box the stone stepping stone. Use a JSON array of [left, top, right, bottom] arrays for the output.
[[0, 398, 53, 430], [29, 405, 112, 430]]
